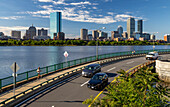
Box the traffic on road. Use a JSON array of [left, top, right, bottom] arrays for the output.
[[15, 54, 169, 107]]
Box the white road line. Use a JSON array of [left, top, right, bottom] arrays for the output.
[[126, 61, 134, 64], [107, 67, 116, 72], [81, 80, 89, 87]]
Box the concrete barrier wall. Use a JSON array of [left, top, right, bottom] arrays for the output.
[[156, 60, 170, 83]]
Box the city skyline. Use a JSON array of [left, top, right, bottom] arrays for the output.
[[0, 0, 170, 39]]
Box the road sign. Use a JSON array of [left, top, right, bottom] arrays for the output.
[[10, 62, 20, 96], [12, 73, 18, 77], [64, 51, 69, 58], [10, 62, 20, 72]]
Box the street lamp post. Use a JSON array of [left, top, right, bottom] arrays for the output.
[[152, 32, 158, 51], [96, 27, 106, 60]]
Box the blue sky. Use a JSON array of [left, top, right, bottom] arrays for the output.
[[0, 0, 169, 39]]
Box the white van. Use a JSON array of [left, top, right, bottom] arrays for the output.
[[146, 51, 158, 60]]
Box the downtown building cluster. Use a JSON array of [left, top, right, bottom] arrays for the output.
[[0, 12, 65, 40], [0, 26, 50, 40], [80, 29, 108, 41], [80, 17, 157, 42], [0, 11, 169, 42], [111, 18, 156, 41]]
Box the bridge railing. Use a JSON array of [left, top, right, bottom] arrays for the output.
[[0, 49, 170, 89]]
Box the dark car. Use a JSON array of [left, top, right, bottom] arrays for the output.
[[82, 64, 101, 77], [87, 73, 108, 90]]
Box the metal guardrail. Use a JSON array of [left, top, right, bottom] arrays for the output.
[[0, 50, 166, 106], [0, 49, 169, 90], [0, 52, 147, 106], [89, 60, 156, 107], [0, 67, 84, 106]]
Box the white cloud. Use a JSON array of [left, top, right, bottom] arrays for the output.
[[70, 1, 91, 5], [92, 7, 97, 9], [104, 0, 112, 2], [37, 0, 96, 6], [78, 10, 90, 14], [124, 12, 133, 14], [84, 16, 116, 24], [162, 6, 167, 8], [53, 0, 67, 5], [115, 14, 132, 22], [38, 0, 53, 2], [0, 16, 24, 20], [20, 1, 144, 25], [32, 14, 50, 18], [92, 3, 99, 5], [38, 0, 67, 5], [107, 12, 114, 16], [115, 14, 143, 22], [39, 5, 53, 9], [25, 6, 116, 24]]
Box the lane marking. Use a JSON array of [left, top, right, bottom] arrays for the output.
[[88, 63, 143, 107], [81, 80, 89, 87], [126, 61, 134, 64], [107, 67, 116, 72]]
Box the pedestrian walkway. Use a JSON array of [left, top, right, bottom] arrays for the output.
[[0, 61, 99, 104], [0, 54, 146, 106]]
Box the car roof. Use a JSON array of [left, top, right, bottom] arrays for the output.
[[94, 73, 107, 76], [87, 64, 100, 67], [149, 51, 158, 54]]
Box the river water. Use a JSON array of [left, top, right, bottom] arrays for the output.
[[0, 45, 170, 79]]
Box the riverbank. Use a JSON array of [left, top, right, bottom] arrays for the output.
[[0, 46, 169, 79], [0, 39, 168, 46]]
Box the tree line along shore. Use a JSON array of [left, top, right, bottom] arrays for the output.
[[0, 39, 168, 46]]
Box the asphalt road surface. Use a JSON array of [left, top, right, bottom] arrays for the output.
[[17, 54, 170, 107]]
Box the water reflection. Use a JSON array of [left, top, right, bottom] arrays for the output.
[[0, 45, 169, 78]]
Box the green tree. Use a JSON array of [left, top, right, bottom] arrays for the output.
[[87, 41, 96, 46], [83, 67, 169, 107]]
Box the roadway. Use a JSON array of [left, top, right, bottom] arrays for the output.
[[16, 54, 169, 107]]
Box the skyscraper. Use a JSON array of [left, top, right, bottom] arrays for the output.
[[164, 34, 170, 43], [92, 30, 99, 40], [50, 12, 62, 39], [57, 32, 65, 40], [127, 17, 135, 38], [117, 25, 123, 36], [11, 30, 21, 39], [122, 32, 128, 39], [111, 31, 120, 40], [38, 28, 48, 36], [150, 34, 155, 40], [138, 20, 143, 36], [98, 30, 108, 39], [23, 25, 36, 39], [80, 29, 88, 40]]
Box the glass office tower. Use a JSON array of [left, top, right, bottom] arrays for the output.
[[50, 12, 62, 39], [127, 17, 135, 38]]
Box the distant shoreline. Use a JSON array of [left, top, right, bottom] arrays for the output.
[[0, 39, 168, 46]]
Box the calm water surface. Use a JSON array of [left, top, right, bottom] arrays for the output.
[[0, 45, 169, 79]]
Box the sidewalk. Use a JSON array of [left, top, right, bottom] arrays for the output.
[[0, 54, 145, 106], [0, 60, 99, 104]]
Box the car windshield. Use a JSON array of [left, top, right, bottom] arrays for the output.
[[85, 66, 94, 70], [92, 75, 103, 80], [148, 54, 154, 56]]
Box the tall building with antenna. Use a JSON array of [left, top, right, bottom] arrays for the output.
[[127, 17, 135, 38]]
